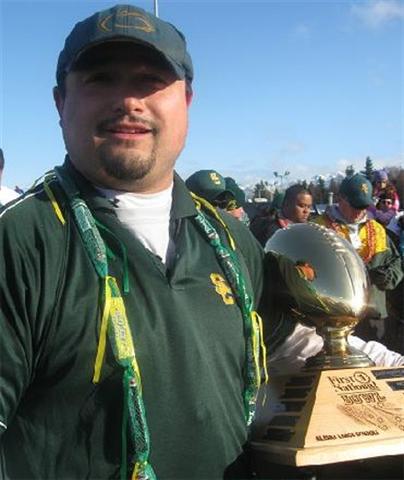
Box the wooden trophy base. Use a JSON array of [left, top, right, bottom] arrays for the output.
[[251, 367, 404, 467]]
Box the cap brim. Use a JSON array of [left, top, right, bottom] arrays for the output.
[[66, 37, 185, 80], [349, 201, 371, 209]]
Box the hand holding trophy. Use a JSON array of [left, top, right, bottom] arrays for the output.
[[264, 222, 373, 369]]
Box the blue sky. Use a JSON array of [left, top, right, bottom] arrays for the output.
[[1, 0, 403, 190]]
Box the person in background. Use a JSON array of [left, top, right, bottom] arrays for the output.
[[224, 176, 249, 225], [250, 184, 312, 247], [387, 211, 404, 256], [368, 169, 400, 226], [314, 173, 403, 346], [372, 190, 398, 226], [186, 171, 250, 225], [371, 169, 400, 211], [0, 148, 20, 207], [185, 169, 232, 207]]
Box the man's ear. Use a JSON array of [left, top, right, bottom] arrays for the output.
[[53, 86, 64, 118]]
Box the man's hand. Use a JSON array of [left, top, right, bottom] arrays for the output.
[[295, 261, 316, 282]]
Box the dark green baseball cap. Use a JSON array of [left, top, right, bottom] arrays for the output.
[[339, 174, 373, 209], [224, 177, 246, 208], [185, 170, 230, 203], [56, 4, 193, 86]]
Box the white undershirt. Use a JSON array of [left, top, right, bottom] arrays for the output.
[[346, 223, 362, 250], [331, 205, 367, 250], [98, 184, 175, 265]]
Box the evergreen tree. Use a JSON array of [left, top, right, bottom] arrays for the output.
[[345, 165, 355, 177], [271, 189, 284, 210], [362, 156, 374, 180], [317, 177, 326, 203], [328, 178, 338, 194]]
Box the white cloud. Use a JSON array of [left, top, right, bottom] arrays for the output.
[[372, 153, 404, 169], [351, 0, 404, 28], [293, 23, 311, 39], [291, 163, 314, 177], [369, 73, 385, 87], [280, 141, 306, 156]]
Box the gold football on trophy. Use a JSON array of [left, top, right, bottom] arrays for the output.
[[265, 223, 374, 369]]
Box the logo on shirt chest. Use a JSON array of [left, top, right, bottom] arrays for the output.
[[210, 273, 235, 305]]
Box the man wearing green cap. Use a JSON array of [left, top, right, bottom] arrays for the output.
[[186, 171, 249, 224], [314, 174, 403, 343], [1, 5, 402, 479], [0, 5, 286, 479], [223, 177, 250, 225], [185, 169, 232, 206]]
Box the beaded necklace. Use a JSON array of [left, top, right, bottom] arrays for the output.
[[48, 170, 267, 479], [323, 214, 377, 264]]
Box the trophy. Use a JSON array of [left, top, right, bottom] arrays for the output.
[[251, 223, 404, 470], [263, 222, 373, 369]]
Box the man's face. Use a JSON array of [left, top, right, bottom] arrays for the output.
[[226, 206, 245, 221], [54, 43, 192, 192], [284, 193, 312, 223], [338, 197, 367, 223]]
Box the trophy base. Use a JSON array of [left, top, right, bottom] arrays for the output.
[[304, 346, 375, 370], [251, 367, 404, 468]]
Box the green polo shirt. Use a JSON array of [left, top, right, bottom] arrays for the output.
[[0, 160, 290, 479]]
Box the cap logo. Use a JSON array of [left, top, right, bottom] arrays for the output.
[[360, 183, 369, 194], [209, 172, 221, 185], [227, 199, 237, 210], [98, 9, 155, 34]]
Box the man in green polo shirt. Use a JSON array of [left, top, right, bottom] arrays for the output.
[[0, 5, 290, 479], [2, 5, 402, 480]]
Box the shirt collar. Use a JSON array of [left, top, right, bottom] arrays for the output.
[[60, 157, 198, 218], [326, 204, 368, 226], [171, 172, 198, 220]]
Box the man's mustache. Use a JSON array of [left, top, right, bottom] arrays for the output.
[[97, 115, 158, 134]]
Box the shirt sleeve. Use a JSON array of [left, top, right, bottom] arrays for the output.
[[0, 198, 65, 434], [0, 219, 35, 433], [348, 335, 404, 367], [367, 236, 403, 291], [267, 323, 404, 376]]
